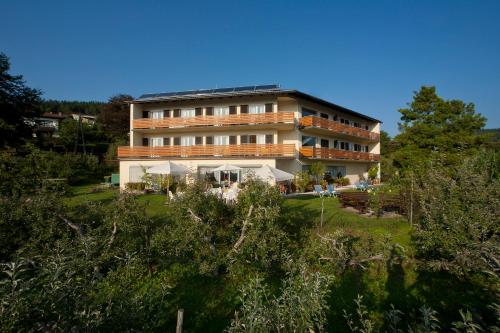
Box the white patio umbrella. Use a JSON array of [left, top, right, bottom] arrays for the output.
[[212, 164, 242, 186], [255, 165, 294, 183], [146, 162, 189, 197]]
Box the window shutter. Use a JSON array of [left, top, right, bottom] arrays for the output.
[[142, 138, 149, 146], [142, 111, 149, 118], [249, 135, 257, 144], [229, 136, 237, 144], [173, 109, 181, 117], [320, 113, 329, 119], [195, 136, 202, 145], [265, 135, 273, 144], [265, 103, 273, 113], [163, 110, 170, 118], [229, 106, 237, 115], [206, 136, 213, 145], [195, 108, 202, 116], [205, 107, 213, 116], [240, 105, 248, 114], [173, 137, 180, 146], [163, 137, 170, 146]]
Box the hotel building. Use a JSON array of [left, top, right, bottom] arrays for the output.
[[118, 85, 380, 188]]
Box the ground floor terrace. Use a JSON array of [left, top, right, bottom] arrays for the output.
[[119, 157, 379, 189]]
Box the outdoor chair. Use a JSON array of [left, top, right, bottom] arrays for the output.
[[313, 185, 327, 197], [355, 181, 369, 191], [326, 184, 338, 197]]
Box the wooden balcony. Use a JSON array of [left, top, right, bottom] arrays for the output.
[[118, 144, 296, 159], [299, 116, 380, 141], [300, 147, 380, 162], [133, 112, 295, 130]]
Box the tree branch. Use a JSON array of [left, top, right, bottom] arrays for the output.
[[58, 214, 84, 239], [107, 222, 118, 248], [232, 205, 254, 252]]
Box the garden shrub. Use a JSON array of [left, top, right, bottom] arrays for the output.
[[125, 182, 146, 191]]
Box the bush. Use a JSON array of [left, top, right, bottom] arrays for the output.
[[125, 182, 146, 191], [295, 171, 311, 192], [335, 177, 350, 186]]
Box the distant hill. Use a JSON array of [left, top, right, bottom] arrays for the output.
[[41, 100, 106, 116], [480, 128, 500, 142]]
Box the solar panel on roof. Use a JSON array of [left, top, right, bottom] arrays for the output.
[[138, 84, 281, 99]]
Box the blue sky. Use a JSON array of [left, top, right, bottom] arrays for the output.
[[2, 0, 499, 135]]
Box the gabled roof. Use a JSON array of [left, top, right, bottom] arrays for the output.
[[131, 85, 381, 123]]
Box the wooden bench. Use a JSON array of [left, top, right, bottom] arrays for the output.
[[338, 192, 405, 214], [338, 192, 370, 212]]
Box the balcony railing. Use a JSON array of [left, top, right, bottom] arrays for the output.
[[118, 144, 296, 159], [299, 116, 380, 141], [300, 147, 380, 162], [133, 112, 295, 129]]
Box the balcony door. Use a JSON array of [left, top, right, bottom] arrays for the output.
[[181, 109, 195, 118], [150, 111, 164, 119], [214, 135, 229, 145], [181, 136, 195, 146], [249, 104, 265, 114], [150, 137, 163, 147], [214, 107, 229, 117]]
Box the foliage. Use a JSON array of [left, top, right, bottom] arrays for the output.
[[228, 268, 332, 333], [125, 182, 146, 191], [394, 86, 486, 170], [310, 162, 326, 184], [41, 99, 105, 116], [368, 165, 379, 181], [411, 151, 499, 283], [58, 118, 107, 153], [295, 171, 311, 192], [98, 94, 133, 142], [0, 52, 42, 147]]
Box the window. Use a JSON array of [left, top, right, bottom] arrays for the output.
[[354, 144, 361, 151], [365, 145, 369, 152], [265, 103, 273, 113], [150, 137, 163, 147], [163, 137, 170, 146], [195, 108, 203, 116], [195, 136, 203, 145], [302, 108, 316, 117], [265, 134, 273, 144], [240, 105, 248, 114], [206, 107, 214, 116], [340, 141, 351, 150], [142, 111, 149, 118], [240, 135, 248, 144], [206, 136, 213, 145], [302, 136, 316, 147], [142, 137, 149, 146], [333, 114, 338, 121], [163, 110, 171, 118], [249, 104, 265, 114], [320, 113, 329, 119], [181, 136, 195, 146], [173, 109, 181, 117], [173, 137, 180, 146], [181, 109, 195, 118], [229, 105, 237, 115], [327, 166, 346, 178], [229, 135, 237, 144], [321, 139, 329, 148], [365, 125, 369, 130], [214, 135, 229, 145], [334, 140, 339, 149], [214, 106, 229, 116], [249, 135, 257, 144]]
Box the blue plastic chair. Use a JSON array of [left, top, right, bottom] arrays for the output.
[[313, 185, 327, 197], [326, 184, 338, 196]]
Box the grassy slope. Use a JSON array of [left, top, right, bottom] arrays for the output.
[[65, 185, 495, 331]]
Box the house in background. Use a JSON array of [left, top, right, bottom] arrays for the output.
[[71, 114, 96, 125], [117, 85, 381, 188], [31, 112, 69, 138]]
